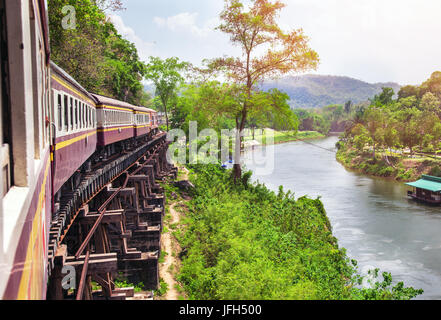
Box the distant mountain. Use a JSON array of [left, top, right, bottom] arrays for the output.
[[262, 75, 401, 109]]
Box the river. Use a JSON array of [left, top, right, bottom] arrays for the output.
[[244, 135, 441, 300]]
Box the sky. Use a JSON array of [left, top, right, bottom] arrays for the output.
[[109, 0, 441, 86]]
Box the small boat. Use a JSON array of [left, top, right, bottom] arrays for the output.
[[406, 175, 441, 205]]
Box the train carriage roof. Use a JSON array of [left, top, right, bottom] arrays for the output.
[[91, 94, 137, 111], [132, 106, 157, 113], [50, 62, 96, 103]]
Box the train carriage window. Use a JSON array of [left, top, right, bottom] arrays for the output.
[[58, 94, 62, 131], [78, 100, 83, 129], [70, 97, 73, 130], [79, 102, 82, 128], [64, 95, 68, 131], [86, 105, 89, 128], [74, 99, 78, 129]]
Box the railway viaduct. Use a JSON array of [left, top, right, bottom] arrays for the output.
[[46, 131, 177, 300]]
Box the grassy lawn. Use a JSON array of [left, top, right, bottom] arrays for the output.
[[243, 129, 325, 145]]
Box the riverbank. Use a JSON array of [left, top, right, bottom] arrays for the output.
[[170, 164, 422, 300], [244, 130, 325, 147], [336, 141, 441, 182]]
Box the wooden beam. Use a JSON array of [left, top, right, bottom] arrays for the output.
[[65, 253, 118, 274], [80, 210, 124, 224]]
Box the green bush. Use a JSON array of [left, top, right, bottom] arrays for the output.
[[176, 164, 422, 300], [429, 166, 441, 177]]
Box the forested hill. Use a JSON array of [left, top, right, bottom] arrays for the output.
[[262, 75, 401, 109]]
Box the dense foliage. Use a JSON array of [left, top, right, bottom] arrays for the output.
[[48, 0, 151, 105], [175, 164, 423, 300], [293, 103, 358, 135], [343, 72, 441, 157], [168, 82, 299, 138], [335, 72, 441, 181]]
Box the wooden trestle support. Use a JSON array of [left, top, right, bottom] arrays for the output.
[[47, 133, 178, 300]]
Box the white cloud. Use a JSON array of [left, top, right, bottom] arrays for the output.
[[279, 0, 441, 84], [108, 14, 157, 61], [153, 12, 217, 38], [111, 1, 441, 85]]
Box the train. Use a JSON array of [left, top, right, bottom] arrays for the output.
[[0, 0, 160, 299]]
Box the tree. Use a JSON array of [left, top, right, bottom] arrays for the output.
[[145, 57, 189, 131], [48, 0, 149, 105], [420, 71, 441, 100], [383, 121, 399, 159], [344, 101, 353, 114], [93, 0, 125, 11], [398, 85, 419, 100], [396, 95, 418, 109], [371, 87, 395, 107], [351, 123, 371, 151], [420, 92, 440, 114], [395, 108, 422, 155], [364, 107, 386, 159], [208, 0, 319, 180]]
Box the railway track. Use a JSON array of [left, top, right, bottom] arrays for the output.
[[46, 132, 178, 300]]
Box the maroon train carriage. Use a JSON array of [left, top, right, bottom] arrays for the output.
[[151, 112, 159, 129], [133, 106, 155, 137], [0, 0, 53, 300], [92, 94, 136, 147], [50, 62, 98, 193]]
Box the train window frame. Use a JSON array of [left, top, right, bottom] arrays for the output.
[[64, 95, 68, 131], [57, 93, 62, 131], [79, 102, 82, 129], [74, 99, 78, 130], [69, 97, 73, 131]]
